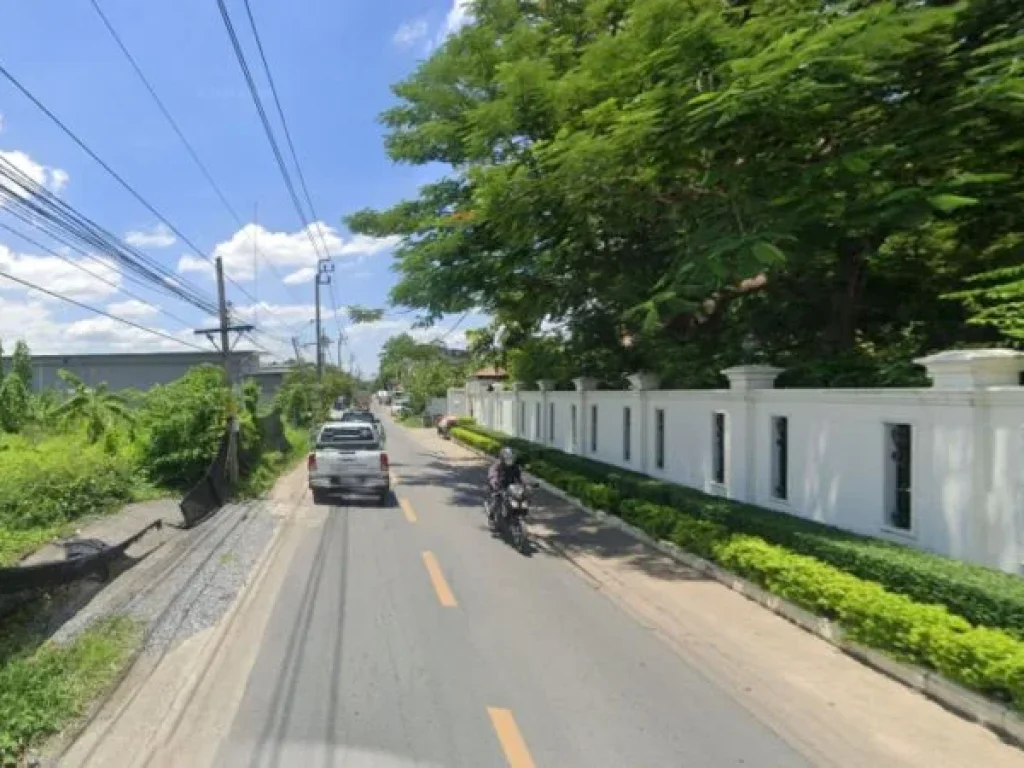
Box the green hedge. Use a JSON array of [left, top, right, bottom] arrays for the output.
[[717, 535, 1024, 708], [452, 421, 1024, 709], [454, 422, 1024, 638]]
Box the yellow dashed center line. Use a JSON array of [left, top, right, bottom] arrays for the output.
[[422, 551, 458, 607], [400, 497, 418, 524], [487, 707, 536, 768]]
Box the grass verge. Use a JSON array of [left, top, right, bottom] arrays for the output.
[[0, 610, 142, 765], [452, 422, 1024, 711]]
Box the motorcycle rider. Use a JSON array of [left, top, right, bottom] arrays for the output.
[[487, 446, 522, 526]]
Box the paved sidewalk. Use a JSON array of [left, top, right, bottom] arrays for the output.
[[21, 499, 180, 567], [403, 423, 1024, 768]]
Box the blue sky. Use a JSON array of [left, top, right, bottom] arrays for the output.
[[0, 0, 480, 376]]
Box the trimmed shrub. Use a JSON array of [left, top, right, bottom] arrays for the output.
[[454, 422, 1024, 637], [451, 421, 1024, 709], [716, 536, 1024, 708]]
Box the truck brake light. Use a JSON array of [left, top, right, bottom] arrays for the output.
[[380, 453, 389, 472], [307, 453, 317, 471]]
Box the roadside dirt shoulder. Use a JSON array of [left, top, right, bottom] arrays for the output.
[[52, 464, 310, 768]]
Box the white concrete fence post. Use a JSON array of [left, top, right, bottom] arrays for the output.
[[628, 372, 661, 476], [721, 365, 783, 503], [573, 377, 598, 456], [511, 382, 523, 438], [537, 379, 555, 447], [914, 349, 1024, 568]]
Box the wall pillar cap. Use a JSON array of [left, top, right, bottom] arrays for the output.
[[721, 365, 783, 391], [627, 372, 661, 391], [915, 348, 1024, 389], [572, 376, 598, 392]]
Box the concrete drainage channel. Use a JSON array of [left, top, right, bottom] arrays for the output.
[[39, 500, 282, 767]]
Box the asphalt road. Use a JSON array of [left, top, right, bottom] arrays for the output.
[[211, 420, 813, 768]]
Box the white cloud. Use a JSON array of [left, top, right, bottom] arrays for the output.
[[282, 267, 315, 285], [177, 254, 215, 277], [0, 149, 70, 196], [444, 0, 472, 35], [179, 223, 399, 282], [394, 19, 429, 47], [124, 223, 176, 249], [107, 299, 158, 319], [0, 243, 120, 302], [0, 294, 195, 356]]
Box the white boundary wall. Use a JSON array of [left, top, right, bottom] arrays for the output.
[[450, 351, 1024, 574]]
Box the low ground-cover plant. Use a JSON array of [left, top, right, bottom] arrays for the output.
[[0, 610, 141, 765], [0, 436, 137, 565], [454, 421, 1024, 638]]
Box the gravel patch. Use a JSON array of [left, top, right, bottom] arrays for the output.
[[49, 501, 278, 653], [131, 502, 278, 654]]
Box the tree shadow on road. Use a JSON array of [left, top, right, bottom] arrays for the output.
[[400, 454, 708, 583]]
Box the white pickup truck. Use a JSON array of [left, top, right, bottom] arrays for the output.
[[308, 422, 390, 505]]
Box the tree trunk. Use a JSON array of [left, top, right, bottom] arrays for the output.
[[828, 239, 869, 354]]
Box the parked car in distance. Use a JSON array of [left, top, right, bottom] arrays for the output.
[[308, 423, 389, 505], [328, 396, 349, 421], [390, 398, 411, 418], [334, 409, 386, 442]]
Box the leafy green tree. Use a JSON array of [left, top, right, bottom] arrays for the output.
[[52, 370, 135, 444], [242, 378, 261, 420], [0, 375, 29, 433], [274, 365, 356, 426], [139, 365, 232, 488], [11, 340, 32, 390], [350, 0, 1022, 386]]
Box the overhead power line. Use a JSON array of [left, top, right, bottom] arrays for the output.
[[0, 156, 220, 315], [0, 59, 279, 318], [87, 0, 306, 307], [240, 0, 334, 261], [0, 219, 196, 330], [88, 0, 245, 228], [214, 0, 326, 265], [0, 267, 209, 352]]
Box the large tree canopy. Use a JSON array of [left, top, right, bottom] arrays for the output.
[[350, 0, 1024, 386]]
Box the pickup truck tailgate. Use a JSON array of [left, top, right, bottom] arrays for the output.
[[315, 446, 382, 477], [309, 424, 388, 493]]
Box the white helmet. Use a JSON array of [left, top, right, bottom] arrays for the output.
[[499, 446, 516, 466]]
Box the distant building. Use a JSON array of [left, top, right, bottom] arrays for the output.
[[466, 366, 508, 394], [246, 362, 295, 401], [16, 351, 261, 393]]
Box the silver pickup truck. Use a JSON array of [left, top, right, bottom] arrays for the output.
[[308, 422, 390, 505]]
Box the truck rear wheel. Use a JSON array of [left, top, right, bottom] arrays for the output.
[[311, 489, 327, 505]]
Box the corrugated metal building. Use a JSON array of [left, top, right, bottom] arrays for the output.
[[19, 351, 262, 393]]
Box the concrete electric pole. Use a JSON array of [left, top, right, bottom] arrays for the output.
[[314, 258, 333, 381], [193, 255, 254, 487]]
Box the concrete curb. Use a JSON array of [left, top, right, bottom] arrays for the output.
[[450, 434, 1024, 749]]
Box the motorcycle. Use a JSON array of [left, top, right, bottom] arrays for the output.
[[487, 481, 533, 553], [437, 415, 456, 440]]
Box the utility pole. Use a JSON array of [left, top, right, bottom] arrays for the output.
[[216, 257, 231, 380], [314, 258, 333, 381], [194, 255, 253, 489]]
